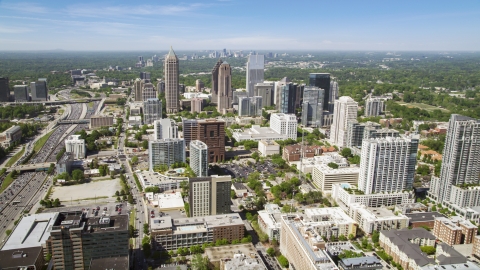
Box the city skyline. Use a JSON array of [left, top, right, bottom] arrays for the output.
[[0, 0, 479, 51]]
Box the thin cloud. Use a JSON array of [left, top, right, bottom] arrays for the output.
[[0, 25, 32, 33], [0, 2, 49, 13]]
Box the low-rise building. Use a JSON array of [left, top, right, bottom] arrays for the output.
[[257, 204, 282, 240], [433, 216, 477, 245], [136, 171, 187, 192], [65, 134, 86, 159], [394, 202, 428, 214], [405, 212, 445, 229], [232, 125, 289, 142], [279, 215, 338, 270], [90, 115, 114, 129], [0, 247, 45, 270], [282, 144, 322, 162], [221, 252, 266, 270], [304, 208, 357, 239], [0, 125, 22, 148], [338, 257, 383, 270], [129, 102, 143, 115], [346, 204, 409, 234], [145, 192, 185, 211], [232, 182, 248, 198], [235, 116, 264, 126], [312, 165, 359, 194], [258, 140, 280, 157], [332, 183, 413, 211], [128, 116, 142, 127], [150, 213, 244, 251]]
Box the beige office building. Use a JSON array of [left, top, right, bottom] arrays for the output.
[[312, 164, 359, 193], [165, 47, 179, 113], [189, 175, 232, 217], [217, 62, 232, 113]]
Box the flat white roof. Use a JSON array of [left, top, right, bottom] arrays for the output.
[[2, 212, 58, 250], [158, 192, 185, 210]]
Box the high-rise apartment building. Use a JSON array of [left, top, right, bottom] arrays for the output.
[[182, 119, 225, 162], [301, 86, 324, 127], [65, 135, 86, 159], [358, 135, 419, 194], [211, 59, 223, 104], [46, 213, 129, 270], [134, 78, 144, 101], [140, 71, 151, 82], [189, 175, 232, 217], [14, 85, 29, 102], [238, 96, 262, 117], [143, 98, 162, 125], [270, 113, 297, 140], [0, 77, 10, 102], [346, 121, 399, 148], [246, 55, 264, 97], [429, 114, 480, 205], [217, 62, 232, 113], [309, 73, 331, 111], [330, 96, 358, 147], [165, 47, 179, 113], [153, 118, 178, 140], [142, 83, 157, 101], [190, 140, 208, 177], [365, 97, 385, 116], [30, 80, 48, 101], [254, 82, 274, 107], [195, 79, 204, 92], [191, 98, 204, 113], [148, 139, 185, 171]]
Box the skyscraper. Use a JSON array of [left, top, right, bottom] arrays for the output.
[[13, 85, 29, 102], [0, 77, 9, 102], [189, 175, 232, 217], [182, 119, 225, 162], [195, 79, 204, 92], [65, 135, 86, 159], [358, 135, 419, 194], [148, 139, 185, 171], [190, 140, 208, 177], [164, 47, 179, 113], [217, 62, 232, 113], [211, 59, 223, 104], [246, 55, 265, 97], [365, 97, 385, 117], [30, 80, 48, 101], [429, 114, 480, 205], [309, 73, 331, 111], [330, 96, 358, 147], [275, 77, 298, 114], [153, 118, 178, 140], [254, 82, 274, 107], [270, 113, 297, 140], [143, 98, 162, 125], [134, 79, 144, 101], [140, 72, 151, 82], [142, 83, 157, 102], [301, 86, 324, 127], [191, 98, 204, 113], [238, 96, 263, 117]]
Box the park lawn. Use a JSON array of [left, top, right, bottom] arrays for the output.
[[33, 130, 54, 153], [396, 101, 450, 112], [5, 147, 25, 167]]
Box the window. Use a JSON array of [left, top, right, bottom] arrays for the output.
[[210, 130, 215, 137]]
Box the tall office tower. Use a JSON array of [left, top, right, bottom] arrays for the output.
[[364, 97, 385, 116], [140, 72, 151, 82], [329, 81, 339, 112], [179, 84, 185, 94], [254, 82, 274, 107], [148, 138, 185, 171], [13, 85, 28, 102], [238, 97, 251, 116], [143, 98, 162, 125], [134, 79, 144, 101], [153, 118, 178, 140], [191, 98, 204, 113], [330, 96, 358, 147], [65, 135, 86, 159], [301, 86, 324, 127], [246, 55, 265, 97], [217, 62, 232, 113], [142, 82, 157, 101], [295, 84, 305, 109], [275, 77, 298, 114], [0, 77, 9, 102], [238, 96, 263, 117], [139, 56, 144, 62], [156, 80, 165, 95], [309, 73, 331, 111], [190, 140, 209, 177], [30, 80, 48, 101], [182, 119, 225, 162], [46, 213, 129, 270], [164, 47, 179, 113], [270, 113, 297, 140], [189, 175, 232, 217], [211, 59, 223, 104], [195, 79, 204, 92], [232, 90, 248, 105], [429, 115, 480, 204], [358, 135, 419, 194]]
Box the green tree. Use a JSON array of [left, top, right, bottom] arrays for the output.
[[131, 156, 139, 164], [327, 162, 339, 169], [266, 247, 275, 257], [372, 230, 380, 243], [340, 147, 352, 158], [277, 255, 289, 268], [420, 246, 436, 255], [71, 169, 85, 181], [142, 140, 148, 149], [191, 254, 209, 270]]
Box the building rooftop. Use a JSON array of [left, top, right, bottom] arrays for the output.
[[4, 125, 21, 134], [157, 192, 184, 210], [0, 246, 43, 269], [151, 213, 243, 233], [232, 182, 248, 190], [259, 140, 279, 146], [87, 255, 129, 270], [137, 170, 187, 187], [224, 252, 266, 270], [406, 212, 446, 223], [340, 256, 382, 269], [2, 212, 59, 250]]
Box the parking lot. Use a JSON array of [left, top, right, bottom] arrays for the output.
[[50, 178, 121, 205], [219, 160, 277, 180]]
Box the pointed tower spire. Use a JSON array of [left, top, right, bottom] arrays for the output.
[[167, 46, 176, 57]]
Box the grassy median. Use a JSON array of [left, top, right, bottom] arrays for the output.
[[5, 147, 25, 167], [33, 130, 54, 153]]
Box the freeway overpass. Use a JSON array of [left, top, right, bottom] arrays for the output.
[[1, 98, 102, 106], [58, 119, 90, 125], [13, 162, 52, 172]]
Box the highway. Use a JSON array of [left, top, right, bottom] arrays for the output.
[[0, 172, 51, 244]]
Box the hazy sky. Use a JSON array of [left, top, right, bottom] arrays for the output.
[[1, 0, 479, 51]]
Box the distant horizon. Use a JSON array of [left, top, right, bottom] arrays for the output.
[[1, 49, 480, 53], [1, 0, 479, 51]]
